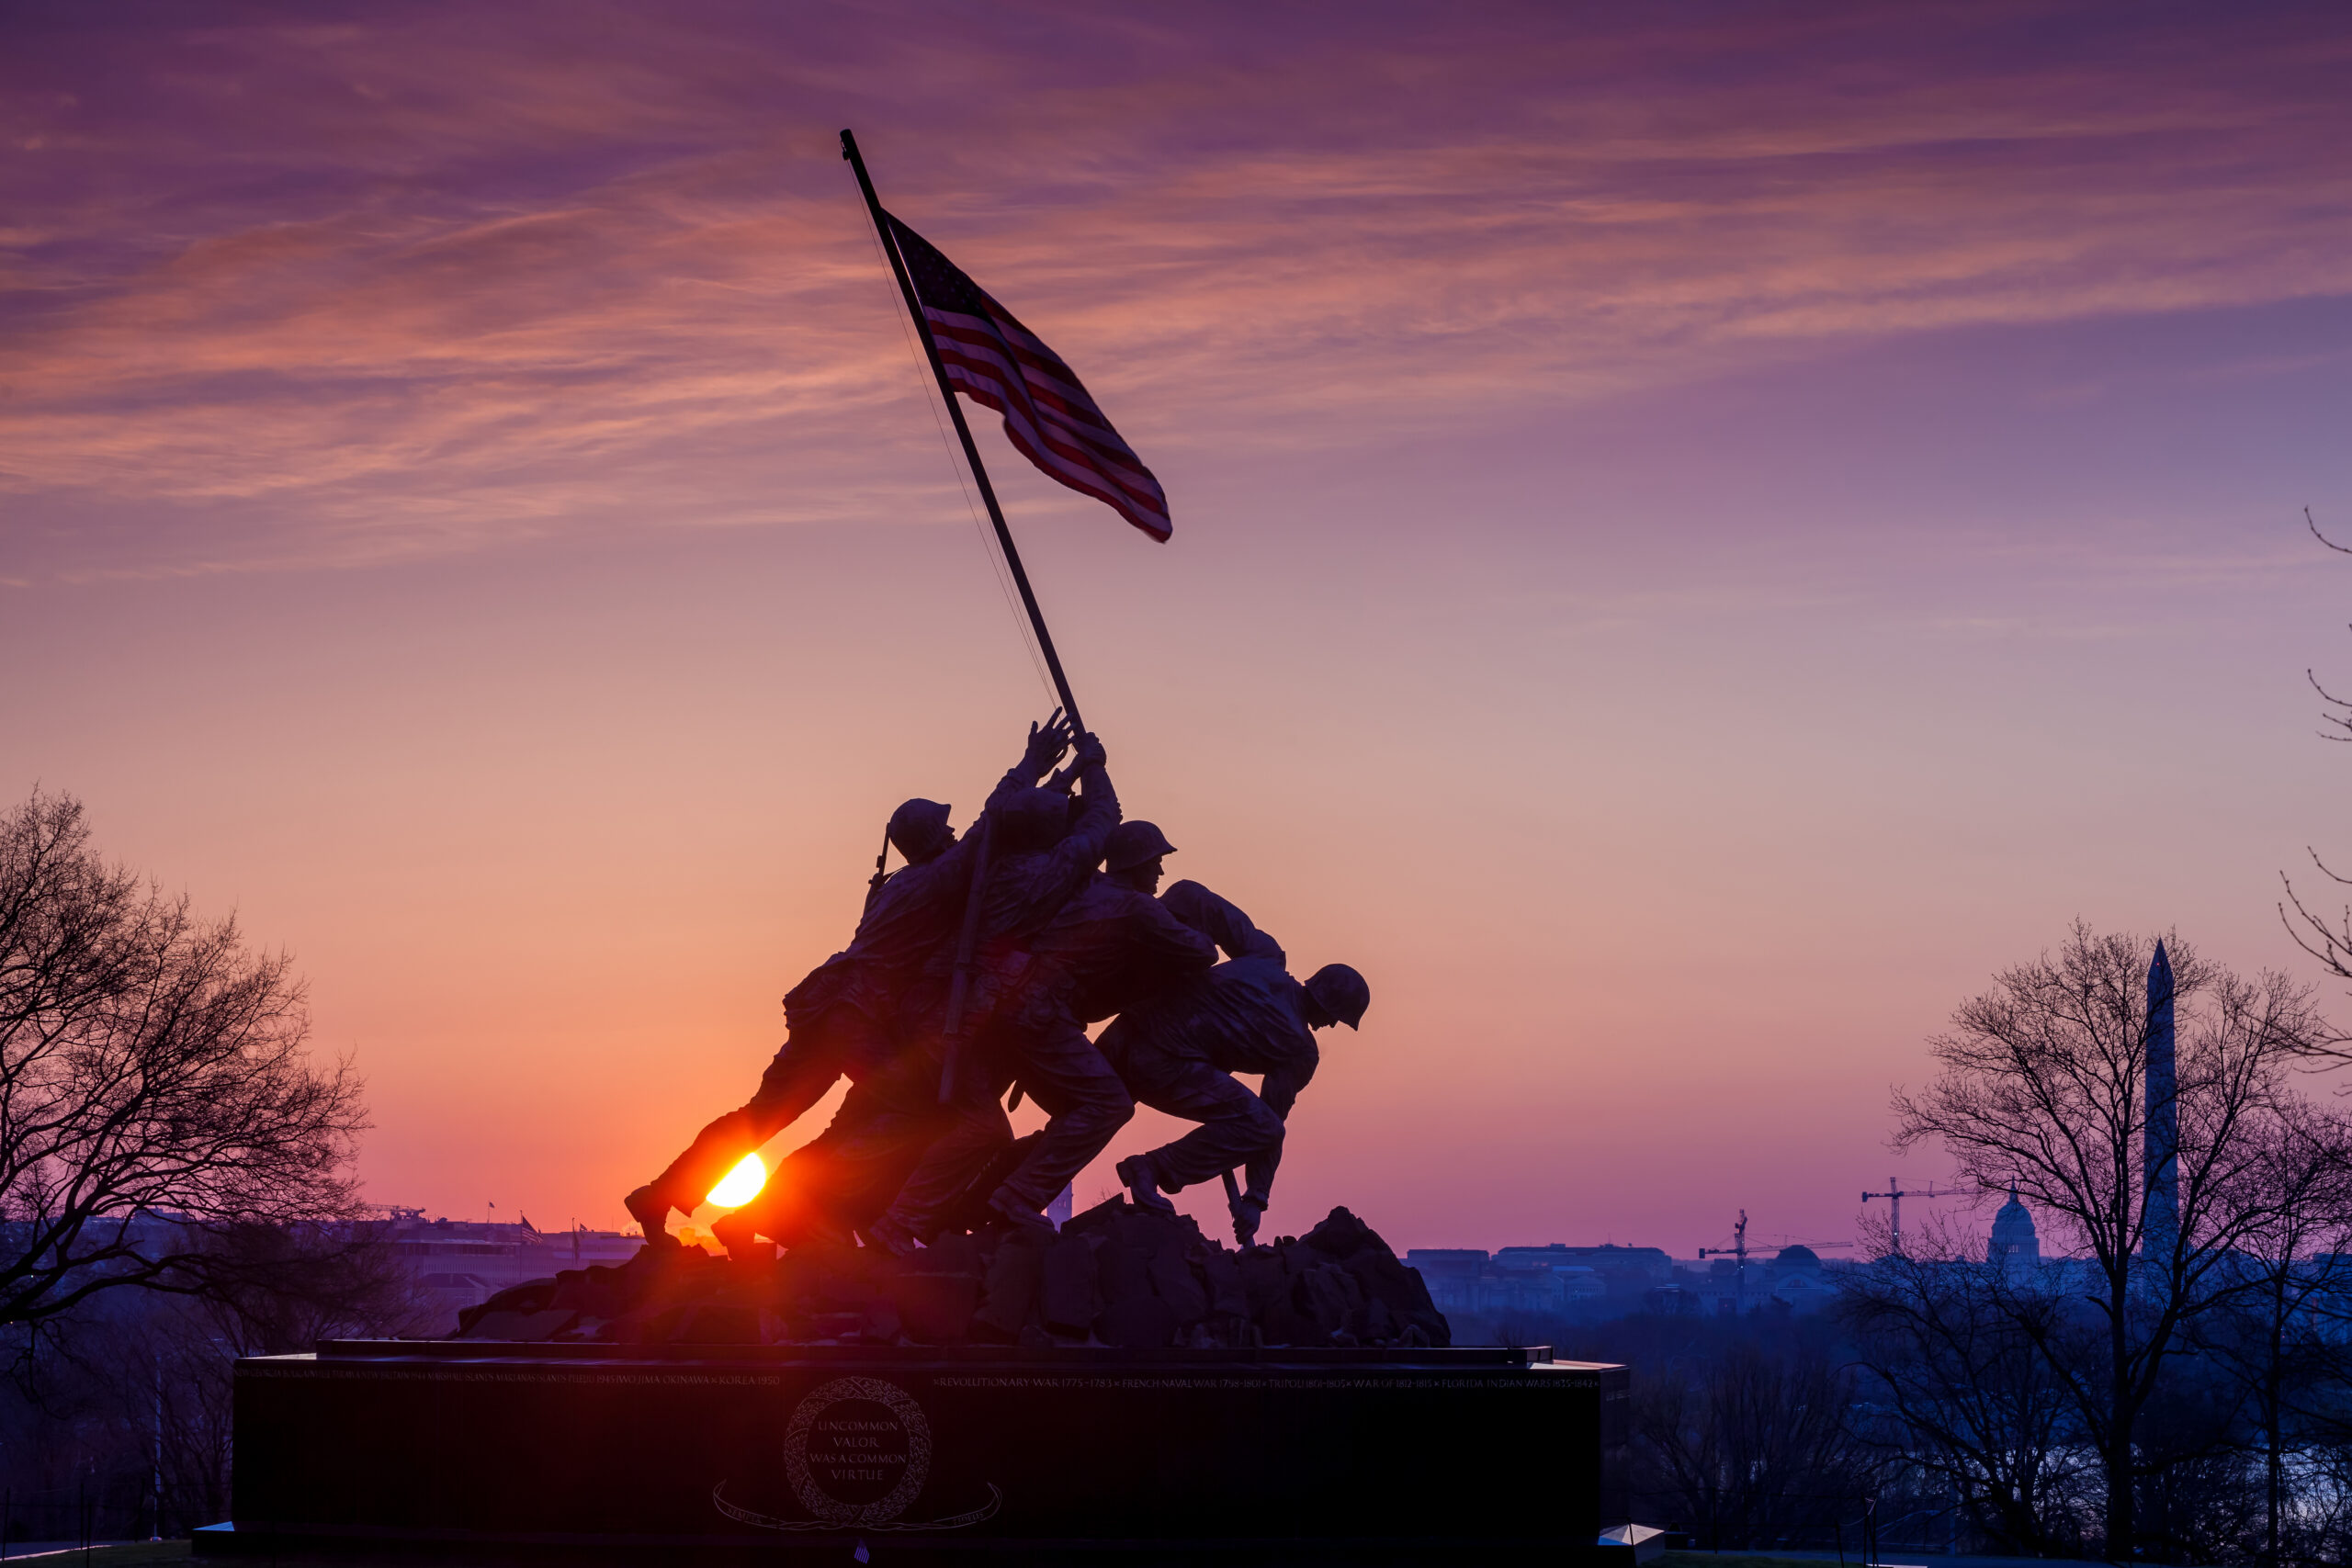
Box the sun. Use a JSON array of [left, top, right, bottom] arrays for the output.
[[706, 1152, 767, 1208]]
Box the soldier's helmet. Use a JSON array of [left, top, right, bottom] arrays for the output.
[[993, 787, 1070, 853], [1104, 820, 1177, 873], [1305, 964, 1371, 1030], [887, 798, 954, 863]]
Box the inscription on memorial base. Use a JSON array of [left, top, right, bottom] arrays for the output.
[[201, 1340, 1634, 1562]]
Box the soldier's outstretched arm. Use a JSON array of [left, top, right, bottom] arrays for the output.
[[1132, 896, 1219, 974], [743, 1043, 851, 1143], [1161, 879, 1285, 964], [636, 1041, 845, 1224], [1055, 736, 1121, 867], [967, 709, 1076, 828], [1259, 1056, 1312, 1122], [1011, 738, 1122, 922], [1016, 708, 1073, 782], [1240, 1146, 1281, 1212], [1241, 1055, 1316, 1207]]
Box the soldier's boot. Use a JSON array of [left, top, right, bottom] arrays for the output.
[[984, 1189, 1057, 1238], [711, 1211, 775, 1263], [1115, 1154, 1177, 1216], [624, 1184, 675, 1247], [863, 1213, 925, 1259]]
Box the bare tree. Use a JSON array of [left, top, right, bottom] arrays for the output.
[[1636, 1333, 1875, 1550], [2185, 1095, 2352, 1567], [2279, 507, 2352, 1055], [0, 790, 368, 1326], [6, 1215, 434, 1537], [1840, 1228, 2094, 1556], [1890, 924, 2335, 1558]]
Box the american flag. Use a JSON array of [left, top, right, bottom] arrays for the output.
[[885, 212, 1171, 542]]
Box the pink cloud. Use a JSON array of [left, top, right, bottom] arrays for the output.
[[5, 1, 2348, 579]]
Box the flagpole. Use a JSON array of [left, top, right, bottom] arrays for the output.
[[841, 128, 1085, 733]]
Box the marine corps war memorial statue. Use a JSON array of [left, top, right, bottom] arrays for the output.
[[198, 131, 1646, 1565]]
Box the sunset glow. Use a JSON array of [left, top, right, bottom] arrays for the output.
[[707, 1153, 767, 1210]]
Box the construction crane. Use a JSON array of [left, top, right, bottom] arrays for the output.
[[1860, 1177, 1952, 1258], [1697, 1210, 1752, 1313]]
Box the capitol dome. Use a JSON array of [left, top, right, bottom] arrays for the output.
[[1988, 1185, 2040, 1273]]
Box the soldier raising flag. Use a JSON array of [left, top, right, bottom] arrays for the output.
[[614, 138, 1367, 1260]]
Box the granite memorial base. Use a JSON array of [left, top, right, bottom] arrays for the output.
[[198, 1338, 1645, 1563]]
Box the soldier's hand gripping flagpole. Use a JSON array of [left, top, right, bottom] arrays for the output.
[[937, 812, 994, 1101], [843, 130, 1172, 1099], [842, 130, 1069, 1097]]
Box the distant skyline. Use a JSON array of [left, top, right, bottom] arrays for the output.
[[7, 1, 2352, 1254]]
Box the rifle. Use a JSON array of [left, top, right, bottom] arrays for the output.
[[1222, 1168, 1265, 1247], [965, 745, 1088, 1111], [863, 824, 892, 912]]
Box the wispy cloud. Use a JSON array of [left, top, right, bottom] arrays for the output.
[[5, 0, 2348, 576]]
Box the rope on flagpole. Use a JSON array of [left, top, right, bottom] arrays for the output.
[[841, 128, 1085, 735], [856, 213, 1057, 705]]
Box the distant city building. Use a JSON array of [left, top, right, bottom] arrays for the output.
[[1643, 1243, 1860, 1318], [1397, 1234, 1899, 1323], [1406, 1245, 1666, 1316], [1642, 1284, 1702, 1316], [1987, 1185, 2041, 1276], [1493, 1244, 1673, 1285], [1402, 1250, 1489, 1314], [1687, 1258, 1758, 1317], [380, 1212, 639, 1316], [1492, 1252, 1606, 1306], [1767, 1246, 1836, 1314], [1405, 1249, 1570, 1314]]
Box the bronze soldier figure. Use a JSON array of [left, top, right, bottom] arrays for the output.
[[865, 737, 1136, 1249], [1023, 819, 1216, 1043], [620, 714, 1073, 1246], [870, 816, 1216, 1249], [1104, 880, 1369, 1246]]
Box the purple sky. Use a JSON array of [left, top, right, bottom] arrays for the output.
[[7, 1, 2352, 1255]]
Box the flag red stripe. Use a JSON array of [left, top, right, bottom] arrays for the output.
[[925, 314, 1139, 451], [948, 367, 1170, 532], [933, 336, 1168, 518], [923, 311, 1121, 433], [938, 346, 1145, 473], [933, 344, 1160, 501], [888, 215, 1170, 541], [954, 376, 1170, 530]]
